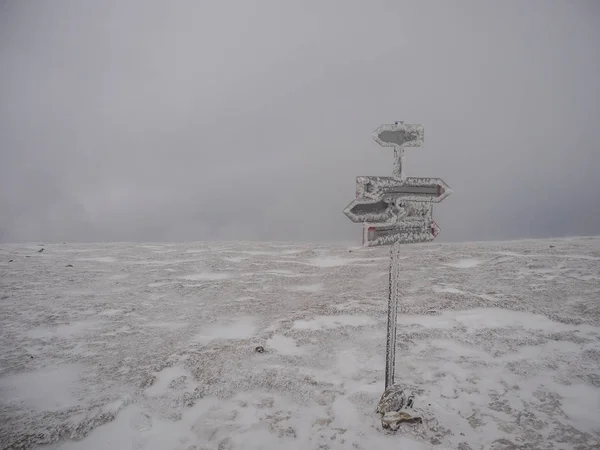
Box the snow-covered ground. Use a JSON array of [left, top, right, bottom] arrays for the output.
[[1, 237, 600, 449]]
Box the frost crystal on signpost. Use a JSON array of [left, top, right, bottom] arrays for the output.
[[342, 122, 452, 431]]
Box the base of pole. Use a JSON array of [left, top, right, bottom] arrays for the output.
[[376, 384, 422, 432]]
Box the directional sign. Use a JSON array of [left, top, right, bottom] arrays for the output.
[[344, 197, 432, 224], [344, 198, 397, 224], [362, 220, 440, 247], [356, 176, 451, 203], [373, 122, 424, 148]]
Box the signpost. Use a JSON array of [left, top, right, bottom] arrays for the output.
[[343, 122, 452, 405]]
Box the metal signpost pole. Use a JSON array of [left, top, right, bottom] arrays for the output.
[[385, 240, 401, 389]]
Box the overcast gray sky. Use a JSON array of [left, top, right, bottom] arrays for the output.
[[1, 0, 599, 244]]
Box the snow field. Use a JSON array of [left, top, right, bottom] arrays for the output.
[[1, 237, 599, 449]]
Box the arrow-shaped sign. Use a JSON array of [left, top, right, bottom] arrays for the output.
[[344, 198, 401, 224], [344, 198, 432, 224], [356, 176, 452, 203], [363, 220, 440, 247]]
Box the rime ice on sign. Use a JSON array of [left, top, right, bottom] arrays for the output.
[[342, 122, 452, 430], [344, 122, 451, 248], [356, 176, 451, 203]]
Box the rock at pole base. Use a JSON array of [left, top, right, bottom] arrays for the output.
[[377, 384, 422, 432]]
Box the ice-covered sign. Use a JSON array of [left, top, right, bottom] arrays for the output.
[[356, 176, 451, 203], [363, 220, 440, 247], [343, 122, 450, 245], [344, 198, 399, 224], [373, 122, 424, 149], [344, 197, 432, 224]]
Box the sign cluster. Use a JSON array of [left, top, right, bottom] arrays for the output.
[[344, 122, 451, 247]]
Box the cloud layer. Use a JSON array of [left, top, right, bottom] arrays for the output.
[[1, 1, 599, 243]]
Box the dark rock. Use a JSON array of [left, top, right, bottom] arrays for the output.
[[255, 346, 265, 353], [8, 259, 13, 262], [37, 248, 44, 253], [66, 264, 74, 267], [550, 245, 555, 248]]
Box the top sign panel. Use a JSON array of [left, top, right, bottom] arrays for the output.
[[373, 123, 424, 148]]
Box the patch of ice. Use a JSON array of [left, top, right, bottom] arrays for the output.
[[225, 256, 247, 263], [554, 383, 600, 434], [334, 349, 361, 378], [178, 272, 231, 281], [266, 335, 303, 355], [293, 315, 375, 331], [28, 320, 106, 339], [0, 364, 82, 411], [143, 322, 188, 330], [193, 317, 257, 343], [264, 269, 298, 276], [492, 251, 600, 261], [147, 281, 172, 287], [47, 391, 425, 450], [443, 258, 484, 268], [236, 250, 298, 256], [331, 395, 362, 429], [397, 308, 597, 333], [562, 254, 600, 261], [97, 309, 123, 316], [107, 274, 129, 281], [45, 404, 199, 450], [308, 256, 358, 267], [567, 274, 598, 281], [125, 259, 199, 266], [287, 283, 323, 293], [76, 257, 116, 263], [433, 286, 465, 294]]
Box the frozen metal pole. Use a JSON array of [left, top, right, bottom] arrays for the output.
[[384, 239, 401, 389], [391, 121, 406, 182], [392, 147, 404, 181]]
